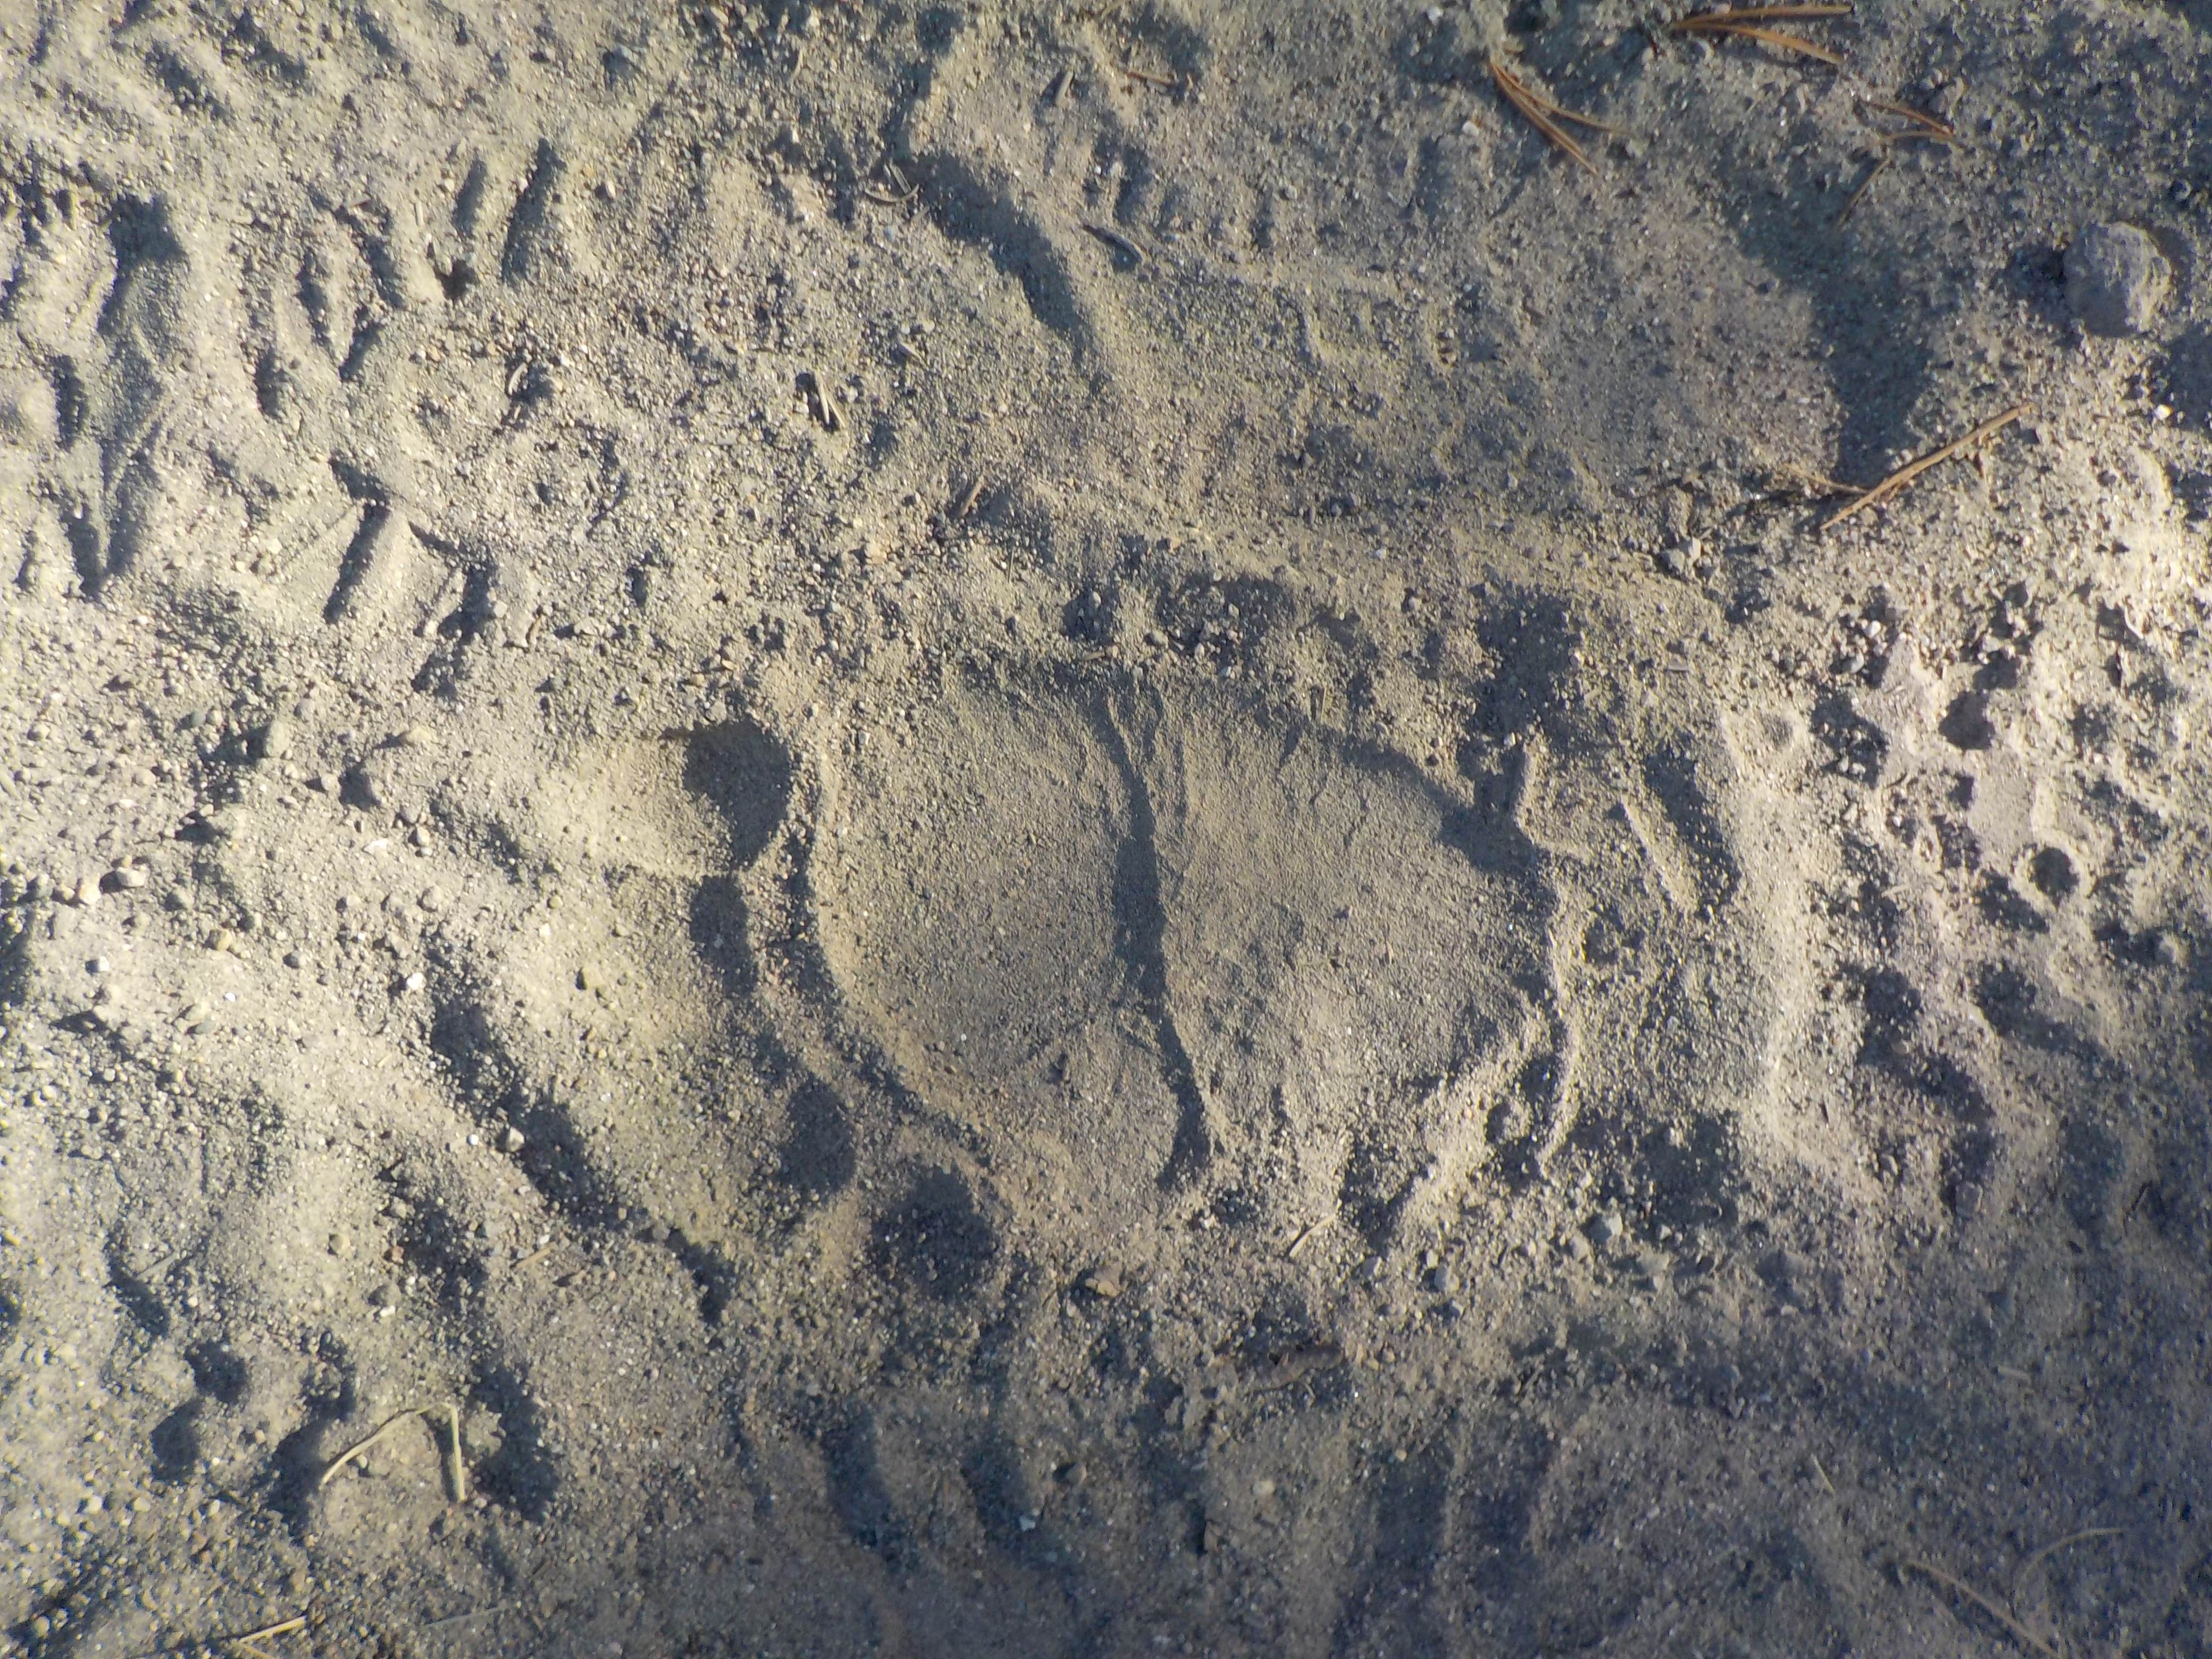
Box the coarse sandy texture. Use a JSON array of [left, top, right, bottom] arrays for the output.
[[3, 0, 2212, 1654]]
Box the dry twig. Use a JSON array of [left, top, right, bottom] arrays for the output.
[[1488, 57, 1620, 176], [1822, 404, 2026, 531]]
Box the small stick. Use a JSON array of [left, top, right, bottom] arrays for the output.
[[1822, 403, 2026, 531], [1080, 221, 1146, 265], [512, 1241, 558, 1271], [949, 474, 985, 520], [1809, 1455, 1836, 1495], [1284, 1222, 1317, 1260], [1489, 58, 1617, 175], [859, 185, 916, 206], [318, 1410, 432, 1488], [443, 1403, 469, 1504], [1900, 1559, 2059, 1658], [1120, 64, 1180, 88]]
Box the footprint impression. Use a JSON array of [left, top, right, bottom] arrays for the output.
[[792, 675, 1561, 1251]]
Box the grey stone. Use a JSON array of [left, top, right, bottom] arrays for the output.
[[2065, 223, 2170, 337]]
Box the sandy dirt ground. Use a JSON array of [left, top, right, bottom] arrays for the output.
[[4, 1, 2212, 1654]]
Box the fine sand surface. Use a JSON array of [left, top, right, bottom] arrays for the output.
[[4, 2, 2212, 1654]]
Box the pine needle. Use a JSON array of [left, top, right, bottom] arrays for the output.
[[1822, 404, 2027, 531], [1674, 3, 1854, 20], [1860, 97, 1958, 143], [1488, 57, 1618, 175], [1676, 20, 1845, 63], [1837, 150, 1890, 223]]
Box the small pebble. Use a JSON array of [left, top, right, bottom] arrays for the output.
[[401, 971, 426, 993], [1080, 1264, 1124, 1300], [87, 956, 111, 975], [1252, 1478, 1276, 1499], [2066, 222, 2171, 337], [419, 885, 449, 912], [256, 717, 295, 760], [501, 1126, 526, 1153]]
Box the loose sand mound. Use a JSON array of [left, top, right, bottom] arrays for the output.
[[5, 1, 2212, 1654]]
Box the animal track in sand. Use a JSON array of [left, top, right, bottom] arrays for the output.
[[799, 676, 1560, 1243]]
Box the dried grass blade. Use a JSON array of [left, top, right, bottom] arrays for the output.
[[1489, 59, 1601, 173], [317, 1410, 431, 1488], [1900, 1560, 2060, 1658], [1823, 404, 2027, 531], [2011, 1528, 2124, 1606]]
